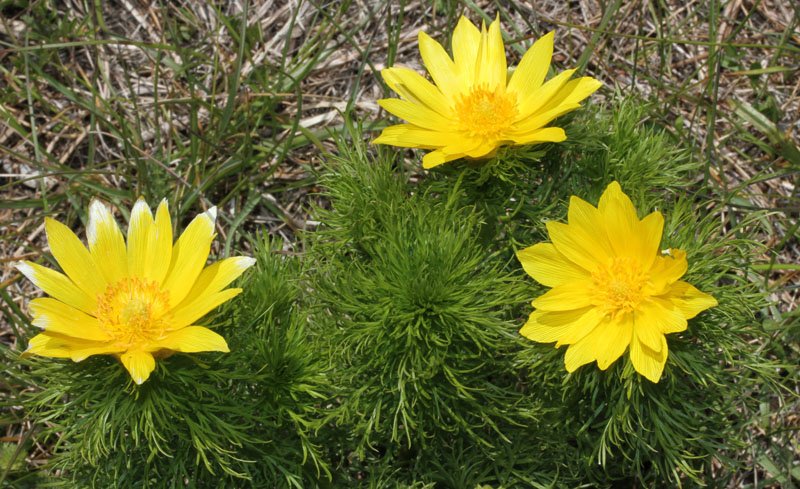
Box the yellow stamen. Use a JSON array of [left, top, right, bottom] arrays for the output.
[[592, 257, 647, 318], [96, 278, 171, 348], [455, 86, 517, 140]]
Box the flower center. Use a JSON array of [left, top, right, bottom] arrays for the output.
[[96, 278, 171, 348], [454, 86, 517, 140], [592, 258, 648, 318]]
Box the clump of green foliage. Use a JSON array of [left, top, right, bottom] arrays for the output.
[[306, 126, 550, 486], [6, 99, 784, 488], [8, 238, 330, 488]]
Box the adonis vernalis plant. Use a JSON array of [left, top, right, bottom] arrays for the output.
[[373, 15, 601, 168], [517, 182, 717, 382], [16, 199, 254, 384]]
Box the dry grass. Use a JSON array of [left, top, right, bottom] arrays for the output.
[[1, 0, 798, 485]]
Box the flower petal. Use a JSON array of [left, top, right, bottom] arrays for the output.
[[127, 198, 155, 279], [507, 31, 554, 98], [151, 200, 174, 285], [546, 219, 611, 274], [520, 309, 571, 344], [378, 98, 455, 131], [647, 250, 688, 295], [663, 281, 718, 319], [373, 124, 456, 149], [539, 76, 602, 112], [421, 136, 485, 169], [511, 102, 581, 135], [418, 30, 461, 97], [422, 149, 463, 169], [564, 334, 598, 373], [594, 314, 633, 370], [152, 326, 229, 353], [16, 261, 97, 314], [638, 298, 688, 335], [514, 68, 575, 122], [176, 257, 255, 307], [630, 334, 668, 383], [44, 217, 106, 299], [475, 15, 506, 91], [29, 297, 111, 341], [598, 182, 641, 254], [87, 200, 128, 284], [557, 307, 606, 345], [510, 127, 566, 146], [516, 242, 589, 287], [463, 141, 501, 159], [169, 288, 243, 330], [23, 332, 119, 361], [23, 333, 75, 358], [636, 211, 665, 269], [567, 195, 615, 258], [381, 67, 453, 117], [634, 325, 665, 353], [127, 198, 174, 283], [598, 182, 663, 269], [162, 207, 216, 307], [452, 16, 480, 86], [120, 350, 156, 384], [520, 306, 600, 345], [531, 280, 594, 311]]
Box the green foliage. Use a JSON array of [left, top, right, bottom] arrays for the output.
[[419, 99, 702, 259], [307, 130, 548, 486], [515, 143, 779, 486], [9, 240, 330, 488], [5, 100, 790, 488]]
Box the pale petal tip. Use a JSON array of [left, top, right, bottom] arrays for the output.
[[206, 206, 218, 223], [130, 197, 153, 218], [87, 198, 117, 246], [30, 315, 48, 330], [14, 261, 34, 279], [88, 198, 111, 219], [239, 257, 257, 270]]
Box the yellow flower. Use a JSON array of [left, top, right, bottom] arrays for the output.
[[373, 15, 601, 169], [16, 199, 255, 384], [517, 182, 717, 382]]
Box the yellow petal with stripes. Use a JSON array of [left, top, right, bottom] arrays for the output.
[[29, 297, 110, 341], [45, 217, 106, 299], [120, 350, 156, 384], [169, 288, 242, 331], [162, 207, 216, 307], [87, 200, 128, 284], [152, 326, 229, 353], [16, 261, 97, 314]]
